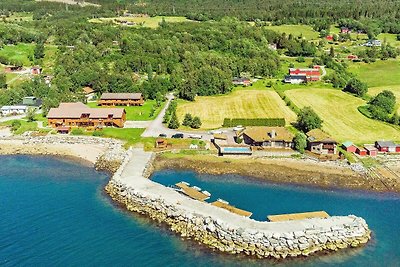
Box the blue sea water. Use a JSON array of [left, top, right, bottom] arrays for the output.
[[0, 155, 399, 266]]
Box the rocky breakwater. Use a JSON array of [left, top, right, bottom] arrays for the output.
[[105, 150, 371, 260]]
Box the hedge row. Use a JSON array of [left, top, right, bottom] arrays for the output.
[[223, 118, 286, 127]]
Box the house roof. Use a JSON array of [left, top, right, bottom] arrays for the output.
[[47, 102, 125, 119], [83, 86, 95, 94], [376, 140, 396, 148], [243, 127, 294, 142], [364, 145, 377, 151], [100, 93, 142, 100], [306, 129, 337, 143], [1, 105, 28, 110], [342, 141, 354, 148]]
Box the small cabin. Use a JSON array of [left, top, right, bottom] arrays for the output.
[[31, 66, 42, 75], [342, 141, 357, 153]]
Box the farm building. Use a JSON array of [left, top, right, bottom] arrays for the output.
[[1, 105, 28, 116], [347, 55, 358, 61], [284, 66, 320, 84], [356, 146, 367, 156], [326, 35, 333, 41], [99, 93, 144, 106], [47, 102, 126, 128], [83, 86, 96, 101], [364, 145, 378, 157], [31, 66, 42, 75], [342, 141, 357, 153], [340, 27, 350, 34], [232, 77, 251, 86], [306, 129, 337, 155], [364, 40, 381, 47], [375, 141, 399, 153], [241, 127, 294, 149]]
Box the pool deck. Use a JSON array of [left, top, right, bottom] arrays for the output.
[[113, 148, 364, 233]]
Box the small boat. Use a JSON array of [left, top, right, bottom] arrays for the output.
[[192, 186, 202, 191], [217, 198, 229, 204], [202, 190, 211, 197]]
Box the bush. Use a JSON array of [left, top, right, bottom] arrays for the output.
[[182, 113, 193, 127], [293, 132, 307, 153], [296, 107, 322, 132], [191, 116, 202, 129], [11, 120, 21, 132], [344, 78, 368, 97], [71, 128, 84, 135], [92, 131, 104, 137]]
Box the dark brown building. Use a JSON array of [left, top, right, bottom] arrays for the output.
[[99, 93, 144, 106]]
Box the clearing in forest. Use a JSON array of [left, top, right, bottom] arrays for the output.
[[89, 16, 191, 28], [176, 89, 297, 129], [265, 24, 319, 40], [285, 88, 400, 143]]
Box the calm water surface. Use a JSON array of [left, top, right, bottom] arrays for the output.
[[1, 155, 399, 266]]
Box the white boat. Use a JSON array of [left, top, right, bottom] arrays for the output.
[[192, 186, 202, 191], [217, 198, 229, 204], [202, 190, 211, 197]]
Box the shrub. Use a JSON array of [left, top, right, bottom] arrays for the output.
[[92, 131, 104, 137], [293, 132, 307, 153], [296, 107, 322, 132], [71, 128, 84, 135], [11, 120, 21, 132], [182, 113, 193, 127], [344, 78, 368, 97], [191, 116, 202, 129]]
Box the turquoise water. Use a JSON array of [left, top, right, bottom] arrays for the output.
[[0, 156, 399, 266]]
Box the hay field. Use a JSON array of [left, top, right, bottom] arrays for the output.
[[348, 60, 400, 87], [176, 90, 297, 129], [265, 24, 319, 40], [285, 88, 400, 143]]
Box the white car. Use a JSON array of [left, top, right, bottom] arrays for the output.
[[188, 134, 202, 139], [233, 125, 244, 131], [209, 130, 223, 134]]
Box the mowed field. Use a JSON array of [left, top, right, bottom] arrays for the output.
[[285, 88, 400, 143], [89, 16, 191, 28], [176, 90, 297, 129], [265, 24, 319, 40], [348, 60, 400, 87], [0, 43, 34, 66]]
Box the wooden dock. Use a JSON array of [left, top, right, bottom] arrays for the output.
[[211, 200, 252, 218], [267, 211, 330, 222], [175, 182, 210, 202]]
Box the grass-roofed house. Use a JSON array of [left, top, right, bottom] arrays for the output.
[[241, 127, 295, 149], [306, 129, 337, 155]]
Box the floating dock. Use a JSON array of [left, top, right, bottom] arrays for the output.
[[175, 182, 210, 202], [211, 200, 252, 217], [267, 211, 330, 222]]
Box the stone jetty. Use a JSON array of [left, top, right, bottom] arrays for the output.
[[105, 149, 371, 259]]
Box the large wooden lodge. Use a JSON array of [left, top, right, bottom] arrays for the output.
[[47, 102, 126, 128], [99, 93, 144, 106]]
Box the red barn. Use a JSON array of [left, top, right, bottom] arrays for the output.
[[356, 146, 367, 156], [364, 145, 378, 157], [375, 141, 397, 153], [342, 141, 357, 153], [341, 27, 350, 34], [289, 67, 320, 81], [326, 35, 333, 41], [347, 55, 358, 61]]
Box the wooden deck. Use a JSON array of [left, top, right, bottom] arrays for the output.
[[267, 211, 330, 222], [211, 200, 252, 217], [175, 182, 210, 202]]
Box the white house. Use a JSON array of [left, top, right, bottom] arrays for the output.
[[1, 105, 29, 116]]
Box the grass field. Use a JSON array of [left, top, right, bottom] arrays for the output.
[[176, 89, 297, 129], [377, 33, 400, 47], [87, 100, 163, 121], [285, 88, 400, 143], [348, 60, 400, 87], [89, 16, 191, 28], [0, 43, 34, 66], [265, 25, 319, 40]]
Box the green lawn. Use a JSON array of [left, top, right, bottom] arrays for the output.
[[0, 43, 34, 66], [285, 88, 400, 143], [87, 100, 163, 121], [0, 120, 37, 134], [100, 128, 145, 146], [377, 33, 400, 47], [265, 24, 319, 40], [348, 60, 400, 88], [89, 16, 192, 28]]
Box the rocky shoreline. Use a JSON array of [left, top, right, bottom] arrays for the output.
[[105, 149, 371, 260]]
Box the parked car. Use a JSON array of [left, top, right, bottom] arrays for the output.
[[209, 130, 223, 134], [158, 133, 167, 138], [188, 134, 202, 139], [233, 125, 244, 131], [172, 133, 184, 138]]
